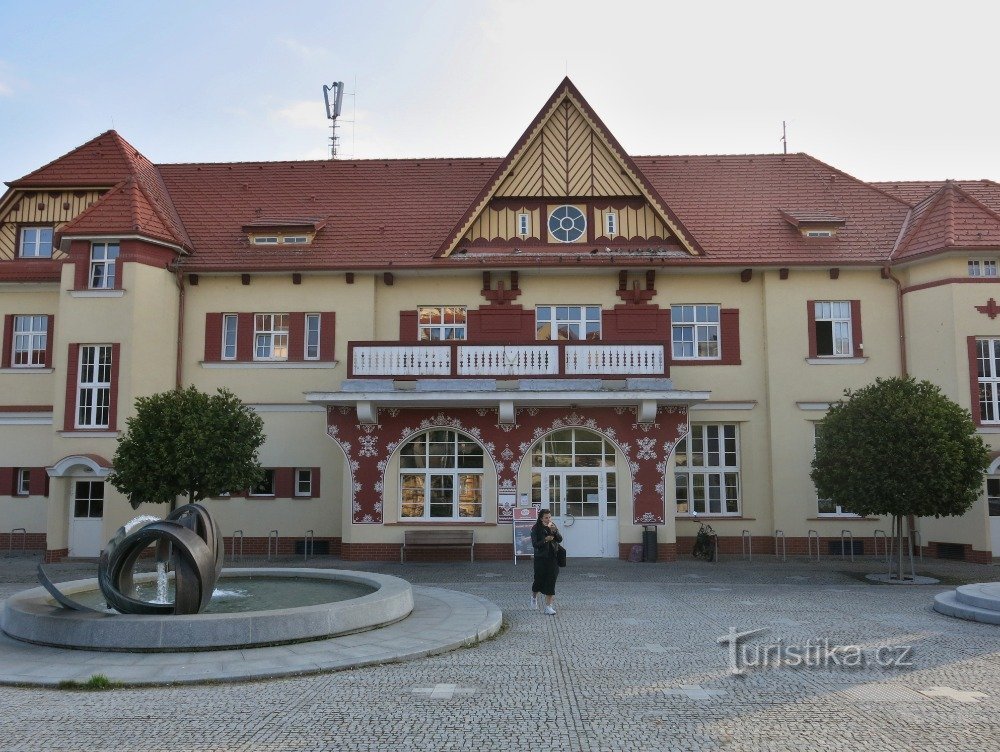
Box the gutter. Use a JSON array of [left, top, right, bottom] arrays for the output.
[[170, 263, 186, 388], [881, 266, 908, 377]]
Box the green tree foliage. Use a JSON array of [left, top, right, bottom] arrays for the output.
[[811, 377, 989, 519], [110, 386, 265, 509]]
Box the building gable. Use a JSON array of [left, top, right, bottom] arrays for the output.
[[438, 78, 702, 257]]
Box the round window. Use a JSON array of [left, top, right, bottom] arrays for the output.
[[547, 205, 587, 243]]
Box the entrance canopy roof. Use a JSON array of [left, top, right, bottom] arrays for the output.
[[306, 378, 710, 424]]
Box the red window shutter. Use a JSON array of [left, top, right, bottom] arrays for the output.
[[204, 313, 223, 362], [108, 343, 121, 431], [237, 313, 255, 361], [287, 312, 305, 362], [29, 468, 46, 497], [850, 300, 863, 356], [1, 314, 13, 369], [320, 312, 336, 361], [968, 336, 983, 426], [63, 344, 80, 431], [44, 315, 54, 368], [400, 310, 417, 341], [720, 309, 741, 365], [0, 467, 13, 497], [806, 300, 817, 358], [311, 467, 321, 498], [274, 467, 294, 498]]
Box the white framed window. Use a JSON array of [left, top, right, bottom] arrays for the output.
[[12, 315, 47, 367], [19, 227, 53, 258], [805, 230, 833, 238], [15, 468, 30, 496], [671, 305, 720, 359], [254, 314, 289, 360], [89, 242, 119, 289], [517, 213, 530, 237], [674, 424, 740, 515], [250, 469, 275, 497], [969, 259, 998, 277], [76, 344, 112, 429], [295, 468, 313, 497], [221, 314, 238, 360], [813, 423, 857, 515], [535, 305, 601, 341], [987, 477, 1000, 519], [605, 212, 617, 236], [814, 301, 852, 356], [251, 236, 278, 245], [305, 314, 321, 359], [418, 306, 467, 341], [400, 429, 484, 519], [282, 236, 308, 244], [977, 338, 1000, 423]]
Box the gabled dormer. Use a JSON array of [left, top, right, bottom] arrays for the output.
[[437, 78, 702, 257]]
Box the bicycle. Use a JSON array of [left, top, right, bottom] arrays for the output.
[[692, 522, 717, 561]]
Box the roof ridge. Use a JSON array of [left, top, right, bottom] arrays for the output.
[[156, 156, 505, 168], [130, 173, 188, 248], [8, 130, 119, 185], [799, 153, 914, 209], [946, 181, 1000, 227], [893, 184, 947, 256]]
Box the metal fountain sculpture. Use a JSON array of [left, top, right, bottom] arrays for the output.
[[38, 504, 223, 614]]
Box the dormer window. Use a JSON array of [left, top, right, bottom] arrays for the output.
[[243, 218, 325, 247], [779, 209, 845, 238], [19, 227, 54, 258]]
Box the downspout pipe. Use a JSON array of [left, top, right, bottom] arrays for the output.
[[881, 266, 908, 377], [170, 262, 185, 389]]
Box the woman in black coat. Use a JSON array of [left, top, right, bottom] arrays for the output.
[[530, 508, 562, 615]]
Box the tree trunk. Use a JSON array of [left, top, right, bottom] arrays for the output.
[[893, 514, 905, 581]]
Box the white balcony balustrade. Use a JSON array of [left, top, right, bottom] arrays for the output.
[[457, 346, 559, 376], [564, 345, 664, 375], [349, 343, 666, 377], [352, 346, 451, 376]]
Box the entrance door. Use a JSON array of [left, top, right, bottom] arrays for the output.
[[69, 480, 105, 557], [543, 471, 617, 557], [989, 478, 1000, 556], [532, 428, 620, 558]]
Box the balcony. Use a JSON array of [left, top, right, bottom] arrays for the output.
[[348, 342, 667, 378]]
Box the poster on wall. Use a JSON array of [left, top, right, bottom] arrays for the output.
[[513, 507, 538, 563]]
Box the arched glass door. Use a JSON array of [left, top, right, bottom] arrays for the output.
[[530, 429, 618, 557]]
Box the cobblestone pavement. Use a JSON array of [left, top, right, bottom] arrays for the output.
[[0, 554, 998, 752]]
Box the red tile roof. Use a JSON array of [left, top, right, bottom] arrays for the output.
[[5, 90, 999, 272], [891, 182, 1000, 260]]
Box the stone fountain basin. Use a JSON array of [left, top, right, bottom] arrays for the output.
[[1, 568, 414, 652]]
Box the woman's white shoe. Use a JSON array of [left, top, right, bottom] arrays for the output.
[[544, 605, 556, 615]]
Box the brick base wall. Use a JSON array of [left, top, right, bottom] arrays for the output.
[[676, 535, 894, 558], [222, 536, 342, 558], [0, 532, 46, 551], [44, 548, 68, 563], [923, 541, 994, 565], [341, 541, 513, 562]]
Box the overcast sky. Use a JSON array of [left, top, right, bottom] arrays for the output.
[[1, 0, 997, 185]]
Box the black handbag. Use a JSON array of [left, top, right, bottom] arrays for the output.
[[556, 544, 567, 567]]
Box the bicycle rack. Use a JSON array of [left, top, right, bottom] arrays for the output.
[[8, 528, 26, 557], [741, 529, 752, 562], [807, 529, 820, 562], [911, 530, 923, 563], [267, 530, 279, 561], [303, 529, 315, 561], [873, 529, 888, 562], [774, 529, 787, 562], [841, 530, 854, 562], [230, 529, 244, 563]]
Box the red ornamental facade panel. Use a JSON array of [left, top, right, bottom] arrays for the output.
[[325, 405, 689, 525]]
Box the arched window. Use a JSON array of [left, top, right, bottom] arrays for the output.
[[399, 430, 484, 519]]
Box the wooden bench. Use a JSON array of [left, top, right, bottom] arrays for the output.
[[400, 529, 475, 563]]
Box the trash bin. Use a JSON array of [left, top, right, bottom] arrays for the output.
[[642, 525, 658, 563]]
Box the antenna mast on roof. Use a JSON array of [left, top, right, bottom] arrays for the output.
[[323, 81, 345, 159]]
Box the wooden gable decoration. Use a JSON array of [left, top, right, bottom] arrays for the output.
[[437, 78, 702, 257]]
